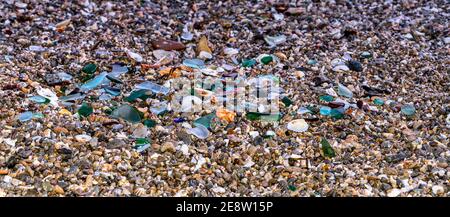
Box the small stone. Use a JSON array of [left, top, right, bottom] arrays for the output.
[[44, 72, 73, 86], [294, 71, 305, 78], [286, 7, 304, 15], [54, 127, 69, 134], [383, 133, 394, 140], [211, 186, 226, 194], [0, 169, 8, 175], [274, 52, 287, 60], [59, 109, 72, 116], [107, 139, 126, 149], [223, 47, 239, 56], [360, 51, 372, 58], [161, 142, 176, 153], [53, 185, 64, 195]]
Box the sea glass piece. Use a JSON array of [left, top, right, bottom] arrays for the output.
[[401, 104, 416, 116], [337, 83, 353, 98], [187, 125, 210, 139], [321, 138, 336, 158], [183, 59, 205, 69], [18, 111, 33, 122], [82, 63, 97, 74], [135, 81, 170, 95], [80, 72, 107, 92], [78, 103, 93, 117], [125, 89, 151, 102], [150, 101, 168, 115], [111, 104, 142, 123], [29, 96, 50, 104], [320, 106, 332, 115]]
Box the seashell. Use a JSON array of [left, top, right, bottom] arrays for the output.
[[134, 188, 147, 197], [75, 134, 92, 143], [223, 47, 239, 56], [287, 119, 309, 132], [126, 50, 143, 62], [198, 51, 213, 59]]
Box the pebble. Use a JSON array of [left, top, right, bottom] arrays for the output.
[[161, 142, 176, 153]]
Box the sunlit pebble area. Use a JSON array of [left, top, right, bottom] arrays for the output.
[[0, 1, 449, 196]]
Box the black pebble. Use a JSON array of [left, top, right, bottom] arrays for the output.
[[347, 60, 363, 72]]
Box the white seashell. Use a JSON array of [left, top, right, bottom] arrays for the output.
[[326, 88, 338, 97], [331, 58, 345, 67], [198, 51, 212, 59], [248, 131, 260, 138], [387, 189, 401, 197], [333, 64, 349, 72], [134, 188, 147, 197], [180, 144, 189, 155], [127, 50, 143, 62], [75, 134, 92, 143], [290, 154, 302, 159], [223, 47, 239, 56], [287, 119, 309, 132], [3, 138, 17, 147]]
